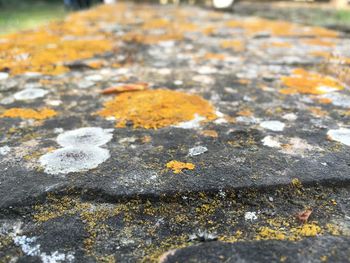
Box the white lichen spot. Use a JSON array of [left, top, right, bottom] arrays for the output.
[[77, 80, 95, 89], [244, 211, 258, 221], [40, 127, 113, 175], [0, 145, 11, 156], [188, 146, 208, 156], [158, 68, 171, 75], [192, 75, 215, 85], [175, 114, 205, 129], [24, 72, 42, 78], [262, 135, 317, 156], [174, 80, 183, 86], [260, 120, 285, 132], [57, 127, 113, 147], [262, 136, 281, 148], [281, 137, 315, 156], [196, 66, 217, 75], [236, 116, 259, 124], [0, 96, 15, 105], [53, 128, 64, 134], [282, 113, 297, 121], [39, 146, 110, 175], [13, 235, 74, 263], [13, 236, 40, 256], [316, 85, 340, 94], [0, 72, 9, 80], [14, 88, 48, 100], [327, 128, 350, 146], [118, 136, 137, 144], [47, 100, 62, 106], [41, 251, 75, 263], [85, 74, 103, 82], [214, 110, 227, 124], [322, 93, 350, 108]]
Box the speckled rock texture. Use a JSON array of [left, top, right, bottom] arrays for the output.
[[0, 2, 350, 262]]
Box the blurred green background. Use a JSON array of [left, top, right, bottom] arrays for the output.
[[0, 0, 350, 35], [0, 0, 67, 34]]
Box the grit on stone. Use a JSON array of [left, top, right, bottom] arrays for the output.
[[0, 2, 350, 262]]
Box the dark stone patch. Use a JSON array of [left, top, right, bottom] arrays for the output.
[[164, 237, 350, 263], [37, 216, 87, 252]]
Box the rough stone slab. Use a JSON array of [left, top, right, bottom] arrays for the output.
[[1, 2, 350, 262]]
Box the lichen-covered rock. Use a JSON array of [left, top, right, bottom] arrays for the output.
[[1, 2, 350, 262]]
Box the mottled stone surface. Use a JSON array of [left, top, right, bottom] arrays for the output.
[[1, 2, 350, 262]]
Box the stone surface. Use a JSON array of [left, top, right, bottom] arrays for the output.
[[0, 2, 350, 262]]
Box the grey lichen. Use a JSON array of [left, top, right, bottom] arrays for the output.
[[39, 127, 113, 175]]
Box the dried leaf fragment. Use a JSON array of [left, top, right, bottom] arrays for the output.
[[296, 209, 313, 223], [100, 83, 148, 95]]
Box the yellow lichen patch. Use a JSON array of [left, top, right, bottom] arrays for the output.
[[291, 223, 322, 237], [256, 218, 326, 242], [97, 89, 217, 129], [309, 50, 333, 59], [0, 108, 57, 120], [269, 42, 292, 48], [166, 160, 195, 174], [220, 40, 245, 52], [142, 18, 171, 30], [203, 52, 227, 61], [302, 39, 337, 47], [256, 226, 286, 240], [291, 178, 302, 188], [280, 68, 344, 95]]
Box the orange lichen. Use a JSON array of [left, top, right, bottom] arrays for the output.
[[269, 42, 292, 48], [280, 68, 344, 95], [122, 32, 183, 45], [97, 89, 217, 129], [225, 18, 338, 38], [302, 39, 336, 47], [86, 60, 105, 69], [0, 108, 57, 120], [200, 130, 218, 138], [316, 98, 332, 104], [166, 160, 195, 174], [0, 6, 114, 75], [203, 53, 226, 61], [237, 109, 253, 117], [308, 107, 328, 117], [238, 79, 250, 85]]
